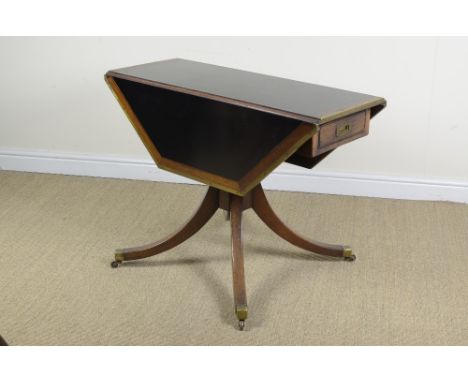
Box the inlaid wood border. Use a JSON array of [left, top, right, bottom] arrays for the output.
[[107, 68, 386, 125]]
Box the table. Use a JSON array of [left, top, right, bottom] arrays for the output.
[[105, 59, 386, 330]]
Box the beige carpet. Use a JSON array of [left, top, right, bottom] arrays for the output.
[[0, 170, 467, 345]]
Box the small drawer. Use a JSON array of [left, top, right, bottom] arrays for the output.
[[285, 109, 371, 168], [316, 110, 369, 155]]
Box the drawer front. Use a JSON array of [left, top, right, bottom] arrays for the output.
[[316, 110, 369, 155]]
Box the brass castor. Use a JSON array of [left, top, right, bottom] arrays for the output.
[[343, 247, 356, 262], [111, 260, 122, 268], [238, 320, 245, 331]]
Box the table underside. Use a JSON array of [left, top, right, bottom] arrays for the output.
[[108, 75, 384, 196]]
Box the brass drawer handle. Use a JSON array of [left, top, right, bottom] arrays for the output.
[[336, 123, 352, 137]]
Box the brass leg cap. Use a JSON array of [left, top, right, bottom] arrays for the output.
[[114, 251, 125, 262], [343, 247, 356, 262], [112, 251, 125, 268], [235, 304, 248, 321]]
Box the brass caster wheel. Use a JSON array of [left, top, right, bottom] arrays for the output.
[[238, 320, 245, 331], [344, 254, 356, 262], [111, 260, 122, 268]]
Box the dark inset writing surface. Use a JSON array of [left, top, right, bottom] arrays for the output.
[[109, 59, 386, 124], [114, 77, 300, 180]]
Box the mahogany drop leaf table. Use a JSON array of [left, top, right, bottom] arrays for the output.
[[105, 59, 386, 330]]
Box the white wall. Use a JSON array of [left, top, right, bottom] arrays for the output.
[[1, 37, 467, 202]]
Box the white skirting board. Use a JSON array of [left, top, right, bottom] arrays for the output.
[[0, 149, 467, 204]]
